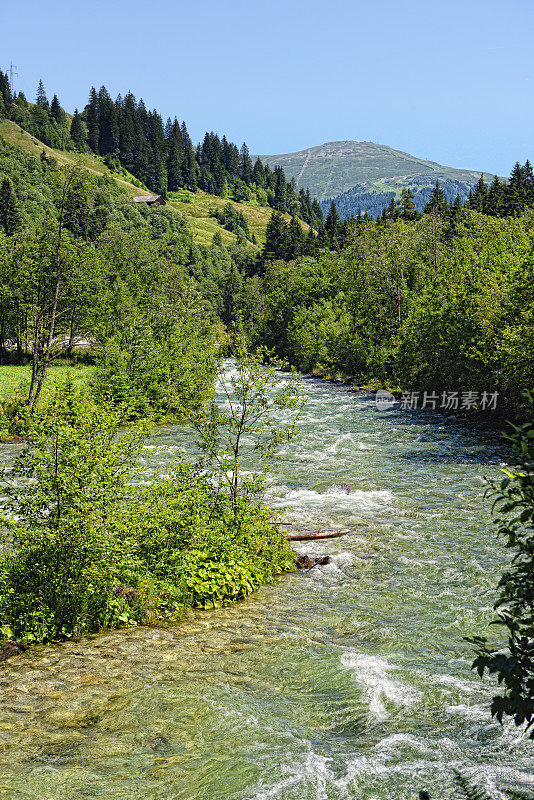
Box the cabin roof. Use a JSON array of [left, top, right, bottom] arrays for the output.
[[133, 195, 166, 205]]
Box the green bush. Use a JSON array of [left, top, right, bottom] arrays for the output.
[[0, 404, 10, 441], [469, 393, 534, 736], [0, 388, 293, 643], [0, 394, 148, 641]]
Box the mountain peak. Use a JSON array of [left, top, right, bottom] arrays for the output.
[[256, 140, 495, 205]]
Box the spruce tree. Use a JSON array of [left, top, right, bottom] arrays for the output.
[[325, 201, 339, 238], [97, 86, 119, 155], [0, 71, 12, 118], [50, 94, 61, 122], [166, 118, 183, 191], [273, 167, 287, 211], [239, 143, 253, 184], [506, 162, 526, 215], [287, 216, 304, 259], [36, 79, 49, 109], [399, 188, 417, 220], [252, 158, 265, 187], [70, 109, 86, 150], [451, 192, 463, 217], [524, 159, 534, 208], [471, 174, 488, 212], [311, 199, 324, 228], [424, 180, 447, 215], [264, 211, 288, 260], [180, 121, 198, 189], [118, 92, 138, 172], [485, 176, 503, 216], [0, 176, 21, 235], [385, 197, 398, 219], [85, 87, 100, 153]]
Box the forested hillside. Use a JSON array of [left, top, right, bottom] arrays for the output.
[[238, 167, 534, 423], [0, 123, 285, 425], [320, 176, 473, 219], [0, 73, 323, 229]]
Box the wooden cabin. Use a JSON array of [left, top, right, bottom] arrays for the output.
[[133, 195, 167, 206]]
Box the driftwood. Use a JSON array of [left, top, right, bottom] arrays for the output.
[[286, 529, 350, 541]]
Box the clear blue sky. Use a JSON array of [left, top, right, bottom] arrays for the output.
[[3, 0, 532, 175]]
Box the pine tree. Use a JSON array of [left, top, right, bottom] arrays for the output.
[[0, 176, 21, 235], [264, 211, 288, 260], [325, 201, 339, 239], [70, 109, 86, 150], [0, 71, 12, 118], [399, 188, 417, 220], [36, 79, 49, 109], [239, 143, 253, 184], [424, 180, 447, 215], [85, 87, 100, 153], [50, 94, 61, 122]]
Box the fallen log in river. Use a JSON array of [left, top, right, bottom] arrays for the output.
[[286, 529, 350, 541]]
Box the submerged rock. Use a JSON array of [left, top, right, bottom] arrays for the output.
[[0, 640, 29, 662], [294, 554, 330, 570]]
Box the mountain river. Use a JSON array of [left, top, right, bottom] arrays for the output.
[[0, 363, 533, 799]]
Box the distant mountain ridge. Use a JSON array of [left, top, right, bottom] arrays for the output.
[[256, 140, 499, 218]]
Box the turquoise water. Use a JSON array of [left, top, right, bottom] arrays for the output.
[[0, 365, 532, 799]]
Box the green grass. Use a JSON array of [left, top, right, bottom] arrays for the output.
[[0, 363, 93, 403], [0, 120, 147, 199], [167, 189, 304, 247]]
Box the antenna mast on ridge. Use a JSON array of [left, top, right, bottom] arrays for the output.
[[9, 62, 18, 95]]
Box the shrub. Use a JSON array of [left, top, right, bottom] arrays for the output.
[[0, 394, 148, 641], [0, 385, 294, 643], [469, 393, 534, 736]]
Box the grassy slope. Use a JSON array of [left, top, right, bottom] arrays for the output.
[[0, 120, 302, 247], [167, 189, 289, 246], [256, 140, 499, 201], [0, 120, 143, 197]]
